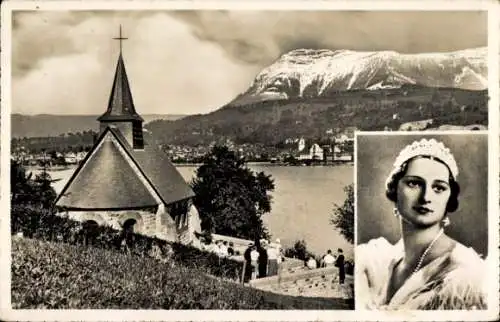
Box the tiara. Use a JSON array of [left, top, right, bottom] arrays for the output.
[[392, 138, 459, 179]]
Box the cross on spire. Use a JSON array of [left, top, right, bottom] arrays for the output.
[[113, 25, 128, 54]]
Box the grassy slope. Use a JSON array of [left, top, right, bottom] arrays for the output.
[[12, 238, 352, 310]]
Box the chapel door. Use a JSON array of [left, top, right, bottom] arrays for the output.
[[123, 219, 137, 247], [83, 220, 98, 246]]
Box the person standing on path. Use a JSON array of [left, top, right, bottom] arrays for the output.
[[267, 241, 279, 276], [243, 242, 254, 283], [322, 249, 336, 267], [336, 248, 345, 284], [250, 244, 260, 280], [257, 240, 269, 278]]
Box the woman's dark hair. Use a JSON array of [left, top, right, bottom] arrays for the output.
[[385, 156, 460, 213]]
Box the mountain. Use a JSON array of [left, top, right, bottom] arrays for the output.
[[144, 48, 488, 146], [230, 47, 487, 106], [14, 47, 488, 147], [11, 114, 187, 138]]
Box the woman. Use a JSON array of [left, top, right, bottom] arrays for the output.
[[250, 243, 260, 280], [266, 241, 279, 276], [357, 138, 487, 310]]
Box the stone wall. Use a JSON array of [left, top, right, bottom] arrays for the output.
[[177, 203, 202, 246], [155, 204, 179, 242], [62, 208, 179, 242], [211, 233, 253, 255], [249, 266, 354, 299]]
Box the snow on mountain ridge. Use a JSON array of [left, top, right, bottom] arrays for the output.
[[235, 47, 487, 106]]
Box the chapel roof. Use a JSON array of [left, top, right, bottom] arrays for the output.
[[55, 127, 195, 210]]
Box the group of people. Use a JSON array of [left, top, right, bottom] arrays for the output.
[[305, 248, 346, 284], [243, 238, 283, 282], [199, 234, 347, 286], [200, 236, 237, 257]]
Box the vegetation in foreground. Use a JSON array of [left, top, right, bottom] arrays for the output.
[[12, 238, 351, 310], [11, 203, 244, 281]]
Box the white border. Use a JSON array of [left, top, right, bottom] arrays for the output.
[[0, 0, 496, 11], [1, 0, 13, 316], [1, 1, 498, 321], [487, 5, 500, 316]]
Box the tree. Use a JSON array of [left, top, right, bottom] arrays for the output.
[[331, 184, 354, 244], [11, 160, 33, 206], [191, 145, 275, 241], [284, 239, 310, 261], [11, 161, 57, 210], [33, 170, 58, 209]]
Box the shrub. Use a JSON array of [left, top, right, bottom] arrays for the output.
[[345, 261, 354, 275], [331, 184, 354, 244], [170, 243, 242, 280], [12, 238, 351, 309], [284, 240, 309, 261], [11, 205, 243, 280]]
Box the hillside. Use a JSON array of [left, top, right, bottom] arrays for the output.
[[11, 114, 187, 138], [12, 237, 350, 309], [145, 85, 488, 146], [12, 86, 487, 151]]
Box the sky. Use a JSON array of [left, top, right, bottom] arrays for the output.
[[11, 10, 487, 116]]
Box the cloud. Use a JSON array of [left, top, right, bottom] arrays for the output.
[[12, 10, 487, 115], [173, 11, 487, 65], [12, 11, 153, 77], [12, 11, 260, 115]]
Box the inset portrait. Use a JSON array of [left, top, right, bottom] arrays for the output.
[[355, 133, 488, 310]]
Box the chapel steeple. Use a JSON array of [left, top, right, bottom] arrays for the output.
[[98, 25, 144, 149]]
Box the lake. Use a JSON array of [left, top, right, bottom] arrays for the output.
[[37, 164, 354, 258]]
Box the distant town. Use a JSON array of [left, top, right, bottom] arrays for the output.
[[11, 129, 355, 167]]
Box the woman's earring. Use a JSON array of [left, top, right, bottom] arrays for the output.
[[441, 217, 451, 227], [393, 207, 400, 218]]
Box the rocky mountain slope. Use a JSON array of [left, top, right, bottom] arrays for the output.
[[231, 47, 487, 106]]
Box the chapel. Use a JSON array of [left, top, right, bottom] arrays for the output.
[[54, 29, 201, 246]]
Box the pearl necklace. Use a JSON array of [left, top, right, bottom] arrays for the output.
[[412, 228, 444, 274]]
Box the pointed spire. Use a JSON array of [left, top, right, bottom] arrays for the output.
[[98, 27, 143, 123]]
